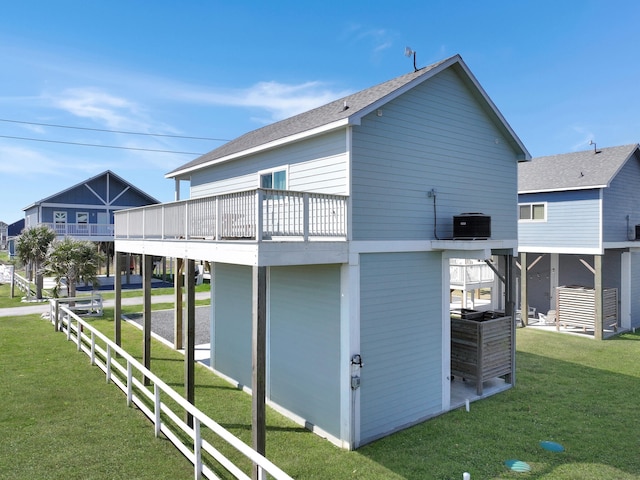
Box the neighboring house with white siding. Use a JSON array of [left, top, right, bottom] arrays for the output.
[[518, 143, 640, 338], [114, 54, 530, 449]]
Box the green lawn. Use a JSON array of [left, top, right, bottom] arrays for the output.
[[2, 306, 639, 479]]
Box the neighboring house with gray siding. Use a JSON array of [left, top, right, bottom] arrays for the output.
[[24, 170, 158, 241], [518, 143, 640, 337], [114, 54, 530, 448]]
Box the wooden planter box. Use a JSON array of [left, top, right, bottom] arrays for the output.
[[451, 313, 513, 395], [556, 285, 618, 332]]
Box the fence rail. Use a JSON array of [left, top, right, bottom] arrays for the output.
[[49, 299, 293, 480], [114, 189, 348, 242], [13, 272, 35, 298]]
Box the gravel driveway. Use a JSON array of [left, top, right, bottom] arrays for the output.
[[125, 306, 210, 346]]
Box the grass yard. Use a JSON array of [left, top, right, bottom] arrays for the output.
[[1, 307, 639, 479]]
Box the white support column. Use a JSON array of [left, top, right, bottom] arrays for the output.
[[340, 258, 361, 449], [621, 252, 631, 331], [441, 253, 451, 410]]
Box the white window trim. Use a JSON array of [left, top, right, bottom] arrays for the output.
[[76, 212, 89, 224], [518, 202, 547, 222], [53, 211, 67, 224], [257, 165, 289, 190]]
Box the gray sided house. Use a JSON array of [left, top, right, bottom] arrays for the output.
[[24, 170, 158, 241], [6, 218, 25, 257], [518, 143, 640, 338], [114, 54, 530, 448]]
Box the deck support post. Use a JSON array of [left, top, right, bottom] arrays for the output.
[[143, 254, 153, 385], [505, 253, 516, 387], [174, 258, 184, 350], [252, 265, 267, 480], [594, 254, 603, 340], [114, 252, 122, 346], [185, 258, 196, 427], [520, 252, 528, 327]]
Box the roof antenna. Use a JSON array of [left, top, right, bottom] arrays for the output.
[[589, 139, 600, 154], [404, 46, 418, 72]]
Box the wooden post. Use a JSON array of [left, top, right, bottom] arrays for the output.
[[143, 254, 153, 385], [252, 266, 267, 480], [114, 252, 122, 346], [185, 258, 196, 427], [125, 253, 131, 285], [594, 254, 603, 341], [174, 258, 184, 350], [520, 252, 528, 327], [505, 253, 516, 387]]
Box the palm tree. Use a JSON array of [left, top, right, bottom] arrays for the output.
[[15, 225, 56, 299], [45, 238, 104, 298]]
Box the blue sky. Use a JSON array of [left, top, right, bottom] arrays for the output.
[[1, 1, 640, 223]]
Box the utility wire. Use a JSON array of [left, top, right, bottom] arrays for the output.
[[0, 134, 204, 155], [0, 118, 229, 142]]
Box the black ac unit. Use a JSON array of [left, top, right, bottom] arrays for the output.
[[453, 213, 491, 239]]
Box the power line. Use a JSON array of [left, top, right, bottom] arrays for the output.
[[0, 134, 204, 155], [0, 118, 229, 142]]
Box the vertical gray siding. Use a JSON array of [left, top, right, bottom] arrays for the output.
[[269, 265, 342, 438], [351, 67, 519, 241], [359, 252, 443, 444], [190, 130, 348, 198], [518, 190, 601, 250], [212, 263, 253, 388], [520, 253, 553, 314], [603, 151, 640, 242], [559, 254, 595, 288]]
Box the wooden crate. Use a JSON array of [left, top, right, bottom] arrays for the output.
[[556, 286, 618, 332], [450, 315, 513, 395]]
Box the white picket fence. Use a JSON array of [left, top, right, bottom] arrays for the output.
[[49, 300, 293, 480]]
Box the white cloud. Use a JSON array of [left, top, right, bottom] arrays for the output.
[[50, 87, 144, 129], [177, 80, 352, 123], [341, 24, 397, 62], [0, 144, 62, 175]]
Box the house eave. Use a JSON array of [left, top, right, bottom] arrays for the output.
[[518, 184, 607, 195]]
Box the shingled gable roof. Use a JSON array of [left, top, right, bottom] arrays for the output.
[[167, 54, 529, 179], [24, 170, 159, 210], [518, 143, 640, 194]]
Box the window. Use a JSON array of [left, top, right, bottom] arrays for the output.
[[260, 169, 287, 190], [519, 203, 546, 221], [77, 212, 88, 224], [53, 211, 67, 224]]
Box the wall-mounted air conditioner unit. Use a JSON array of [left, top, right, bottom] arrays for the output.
[[453, 213, 491, 239]]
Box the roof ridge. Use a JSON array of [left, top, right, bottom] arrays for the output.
[[166, 55, 461, 177]]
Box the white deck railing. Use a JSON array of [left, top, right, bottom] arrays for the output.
[[48, 300, 293, 480], [114, 189, 348, 242], [40, 222, 114, 237], [450, 262, 495, 286]]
